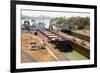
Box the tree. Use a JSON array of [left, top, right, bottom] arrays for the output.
[[78, 17, 90, 29], [56, 17, 65, 24], [49, 16, 90, 30]]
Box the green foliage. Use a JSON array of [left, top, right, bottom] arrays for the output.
[[50, 16, 90, 30], [78, 17, 90, 29], [56, 17, 66, 24]]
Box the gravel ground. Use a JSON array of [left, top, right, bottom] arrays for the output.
[[21, 50, 36, 63]]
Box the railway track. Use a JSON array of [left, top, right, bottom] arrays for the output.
[[38, 29, 64, 41]]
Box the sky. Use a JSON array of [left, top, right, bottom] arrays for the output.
[[22, 10, 90, 18]]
